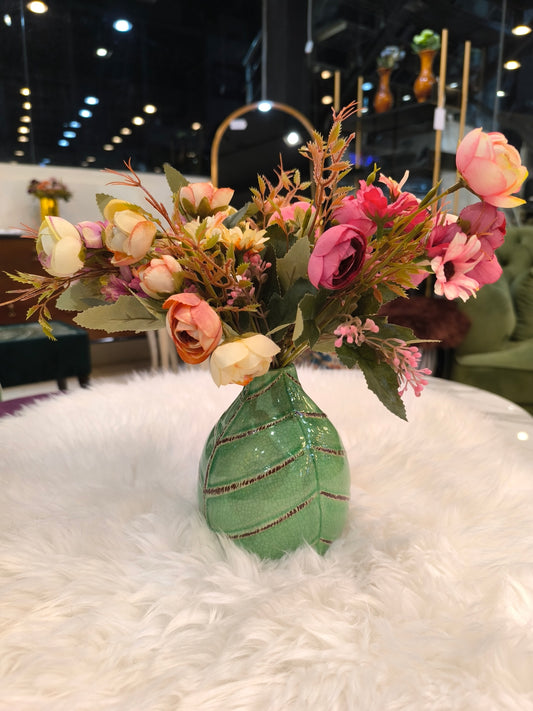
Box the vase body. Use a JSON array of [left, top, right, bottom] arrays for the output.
[[413, 50, 437, 103], [373, 68, 393, 114], [39, 197, 59, 221], [198, 365, 350, 559]]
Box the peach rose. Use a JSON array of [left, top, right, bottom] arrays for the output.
[[138, 255, 182, 298], [178, 182, 234, 219], [163, 293, 222, 364], [36, 216, 84, 277], [456, 128, 528, 208], [209, 335, 280, 386], [103, 200, 157, 266]]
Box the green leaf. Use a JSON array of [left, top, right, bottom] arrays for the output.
[[293, 291, 321, 348], [73, 295, 165, 333], [223, 202, 258, 228], [163, 163, 189, 194], [336, 342, 407, 420], [276, 235, 311, 292], [55, 280, 105, 311], [96, 193, 116, 215], [267, 278, 315, 333]]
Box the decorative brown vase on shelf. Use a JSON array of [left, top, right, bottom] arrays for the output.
[[39, 197, 59, 222], [373, 67, 394, 114], [413, 49, 437, 103]]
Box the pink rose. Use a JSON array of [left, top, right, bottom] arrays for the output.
[[308, 224, 367, 290], [138, 255, 182, 298], [456, 128, 528, 208], [76, 220, 106, 249], [163, 293, 222, 364], [457, 202, 506, 256], [178, 182, 234, 219]]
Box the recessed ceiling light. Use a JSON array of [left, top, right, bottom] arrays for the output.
[[113, 19, 132, 32], [321, 95, 333, 105], [497, 90, 506, 97], [257, 101, 272, 112], [14, 150, 24, 156], [20, 115, 31, 123], [64, 131, 76, 139], [58, 139, 69, 147], [321, 70, 332, 79], [132, 116, 145, 126], [120, 127, 132, 135], [191, 122, 202, 131], [18, 136, 29, 143], [69, 121, 81, 129], [284, 131, 301, 146], [20, 87, 31, 96], [27, 1, 48, 13], [18, 126, 30, 134], [361, 82, 373, 91], [22, 101, 31, 110], [79, 109, 92, 118], [103, 144, 114, 151], [111, 135, 122, 143], [4, 13, 12, 26], [402, 94, 411, 102], [84, 96, 99, 106], [143, 104, 157, 114], [229, 118, 247, 131], [95, 47, 110, 58], [512, 24, 531, 36], [86, 156, 96, 163], [504, 60, 521, 70]]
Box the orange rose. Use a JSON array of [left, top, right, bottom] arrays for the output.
[[456, 128, 528, 208], [163, 293, 222, 364], [178, 182, 234, 219]]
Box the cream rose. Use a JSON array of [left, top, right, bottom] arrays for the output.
[[103, 200, 157, 266], [138, 255, 182, 298], [209, 335, 280, 386], [36, 216, 84, 277]]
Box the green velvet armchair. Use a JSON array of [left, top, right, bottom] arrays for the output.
[[450, 226, 533, 415]]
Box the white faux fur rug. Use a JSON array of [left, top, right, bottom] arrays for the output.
[[1, 367, 533, 711]]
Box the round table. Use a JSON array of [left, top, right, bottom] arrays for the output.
[[1, 367, 532, 710]]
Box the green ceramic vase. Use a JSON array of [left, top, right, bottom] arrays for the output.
[[198, 365, 350, 559]]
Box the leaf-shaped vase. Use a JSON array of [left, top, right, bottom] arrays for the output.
[[198, 365, 350, 559]]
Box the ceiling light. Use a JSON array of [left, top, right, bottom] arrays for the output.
[[284, 131, 301, 146], [86, 156, 96, 163], [111, 135, 122, 143], [132, 116, 145, 125], [143, 104, 157, 114], [257, 101, 272, 112], [18, 136, 29, 143], [84, 96, 99, 105], [361, 82, 373, 91], [22, 101, 31, 110], [64, 131, 76, 139], [69, 121, 81, 128], [58, 139, 69, 147], [20, 116, 31, 123], [79, 109, 92, 118], [120, 127, 132, 135], [512, 24, 531, 36], [18, 126, 30, 134], [113, 19, 132, 32], [191, 122, 202, 131], [497, 90, 506, 97], [27, 1, 48, 13], [402, 94, 411, 102], [20, 87, 31, 96], [321, 70, 332, 79], [229, 118, 247, 130], [448, 82, 459, 89], [103, 144, 114, 151], [14, 150, 24, 157], [504, 60, 521, 70], [321, 95, 333, 105], [4, 14, 12, 26], [95, 47, 110, 58]]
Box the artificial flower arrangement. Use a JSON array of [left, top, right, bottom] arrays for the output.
[[411, 28, 441, 53], [27, 177, 72, 201], [5, 104, 527, 421]]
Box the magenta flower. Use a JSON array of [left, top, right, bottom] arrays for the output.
[[457, 202, 506, 256], [308, 224, 367, 290]]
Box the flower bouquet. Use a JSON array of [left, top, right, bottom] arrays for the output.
[[27, 178, 72, 201], [3, 103, 527, 557]]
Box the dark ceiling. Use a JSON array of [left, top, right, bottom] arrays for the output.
[[1, 0, 532, 177]]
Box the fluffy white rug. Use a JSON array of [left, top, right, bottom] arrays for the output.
[[1, 367, 533, 711]]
